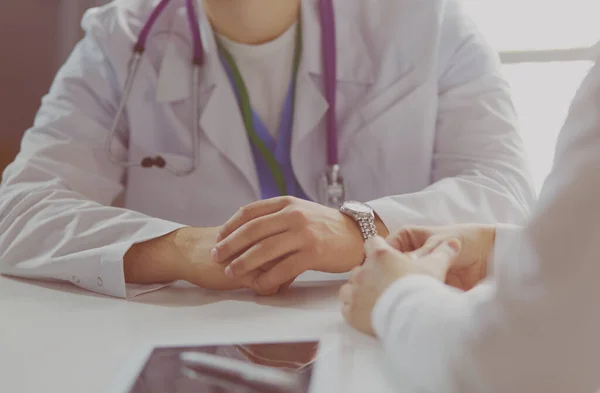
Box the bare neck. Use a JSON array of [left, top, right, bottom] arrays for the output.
[[203, 0, 301, 45]]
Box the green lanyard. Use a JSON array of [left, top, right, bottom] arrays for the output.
[[217, 22, 303, 196]]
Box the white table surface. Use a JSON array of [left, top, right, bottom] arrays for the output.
[[0, 272, 406, 393]]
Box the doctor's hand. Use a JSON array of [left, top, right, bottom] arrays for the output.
[[211, 197, 388, 294], [340, 236, 461, 336], [387, 225, 495, 291]]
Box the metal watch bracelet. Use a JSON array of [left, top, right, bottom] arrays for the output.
[[358, 216, 377, 240]]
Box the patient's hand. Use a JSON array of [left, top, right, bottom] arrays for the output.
[[387, 225, 496, 291], [340, 236, 461, 336]]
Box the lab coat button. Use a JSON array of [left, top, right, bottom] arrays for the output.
[[72, 275, 80, 283], [97, 277, 103, 287]]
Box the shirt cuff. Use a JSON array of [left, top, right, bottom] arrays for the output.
[[489, 224, 523, 275], [372, 274, 459, 339], [68, 220, 186, 298]]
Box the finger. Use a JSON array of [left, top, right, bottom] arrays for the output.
[[260, 260, 280, 272], [212, 211, 290, 263], [253, 253, 310, 294], [341, 302, 352, 324], [338, 283, 355, 304], [410, 236, 446, 259], [365, 236, 405, 264], [348, 266, 362, 284], [239, 271, 281, 296], [225, 233, 303, 277], [386, 226, 432, 252], [217, 197, 295, 242], [341, 300, 370, 336], [236, 270, 277, 295], [420, 239, 462, 277], [278, 277, 297, 293]]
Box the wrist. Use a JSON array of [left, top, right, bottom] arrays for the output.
[[172, 226, 219, 281], [482, 225, 497, 276], [174, 227, 250, 291], [123, 228, 188, 284], [482, 225, 497, 260], [338, 206, 389, 269], [374, 214, 389, 238]]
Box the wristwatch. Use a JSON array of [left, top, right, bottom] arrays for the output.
[[340, 201, 378, 240]]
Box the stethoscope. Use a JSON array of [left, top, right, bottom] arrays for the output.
[[106, 0, 345, 207]]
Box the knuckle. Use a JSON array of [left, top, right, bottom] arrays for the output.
[[280, 196, 296, 206], [288, 208, 309, 225], [216, 242, 231, 256], [373, 247, 392, 259], [251, 239, 266, 253], [229, 259, 247, 275], [238, 205, 254, 221], [302, 226, 319, 244]]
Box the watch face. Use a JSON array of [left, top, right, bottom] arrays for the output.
[[344, 201, 372, 214]]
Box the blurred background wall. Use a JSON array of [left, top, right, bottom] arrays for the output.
[[0, 0, 107, 173]]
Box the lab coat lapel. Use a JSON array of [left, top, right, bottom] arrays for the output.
[[292, 0, 374, 200], [155, 3, 260, 199]]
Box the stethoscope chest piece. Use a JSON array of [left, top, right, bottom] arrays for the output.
[[320, 164, 345, 208]]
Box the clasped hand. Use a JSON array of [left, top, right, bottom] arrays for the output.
[[211, 196, 366, 295]]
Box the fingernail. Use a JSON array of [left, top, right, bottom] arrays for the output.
[[211, 247, 219, 262], [215, 233, 223, 243], [443, 238, 461, 254], [224, 266, 234, 278]]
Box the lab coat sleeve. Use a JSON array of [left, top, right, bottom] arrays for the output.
[[371, 59, 600, 393], [369, 0, 535, 231], [0, 11, 186, 298]]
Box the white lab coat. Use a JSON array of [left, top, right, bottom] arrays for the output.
[[0, 0, 534, 298], [372, 58, 600, 392]]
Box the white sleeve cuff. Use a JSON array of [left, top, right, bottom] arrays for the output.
[[68, 220, 186, 298], [372, 274, 460, 339], [489, 224, 523, 275]]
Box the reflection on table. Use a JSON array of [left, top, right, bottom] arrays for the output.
[[130, 341, 321, 393]]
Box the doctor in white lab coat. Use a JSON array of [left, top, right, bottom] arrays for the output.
[[341, 57, 600, 392], [0, 0, 534, 298]]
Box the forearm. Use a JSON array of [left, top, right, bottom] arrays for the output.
[[125, 226, 255, 291], [0, 181, 184, 297], [123, 229, 187, 285]]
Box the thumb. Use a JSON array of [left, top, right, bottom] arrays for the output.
[[365, 236, 403, 263], [420, 238, 462, 276], [407, 236, 444, 260]]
